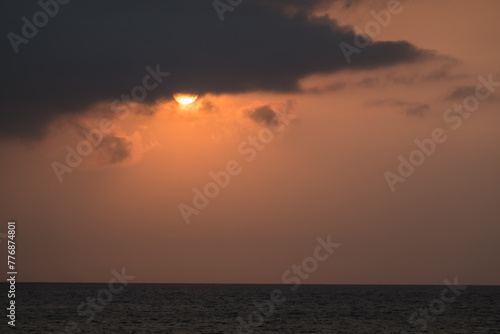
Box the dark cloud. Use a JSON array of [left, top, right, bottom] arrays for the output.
[[357, 64, 463, 89], [386, 72, 418, 85], [1, 0, 434, 140], [306, 81, 346, 94], [73, 119, 134, 164], [446, 86, 477, 100], [253, 0, 361, 14], [200, 101, 219, 113], [366, 99, 429, 116], [355, 73, 416, 88], [422, 63, 468, 82], [98, 136, 133, 165], [357, 77, 381, 88], [446, 84, 498, 102], [248, 105, 278, 126]]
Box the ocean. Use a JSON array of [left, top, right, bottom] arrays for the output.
[[3, 283, 499, 333]]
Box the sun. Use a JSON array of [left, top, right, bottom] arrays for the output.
[[173, 93, 198, 105]]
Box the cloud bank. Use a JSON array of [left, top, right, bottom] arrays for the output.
[[0, 0, 434, 140]]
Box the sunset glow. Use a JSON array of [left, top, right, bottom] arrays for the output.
[[1, 1, 500, 331], [173, 93, 198, 105]]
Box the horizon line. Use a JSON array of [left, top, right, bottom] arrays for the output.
[[4, 282, 499, 287]]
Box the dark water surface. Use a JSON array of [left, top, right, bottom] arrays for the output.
[[2, 283, 499, 333]]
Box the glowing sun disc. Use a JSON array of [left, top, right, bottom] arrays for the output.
[[173, 93, 198, 105]]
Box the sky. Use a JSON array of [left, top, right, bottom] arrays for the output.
[[0, 0, 499, 285]]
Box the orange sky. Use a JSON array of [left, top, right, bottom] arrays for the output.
[[1, 0, 499, 284]]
